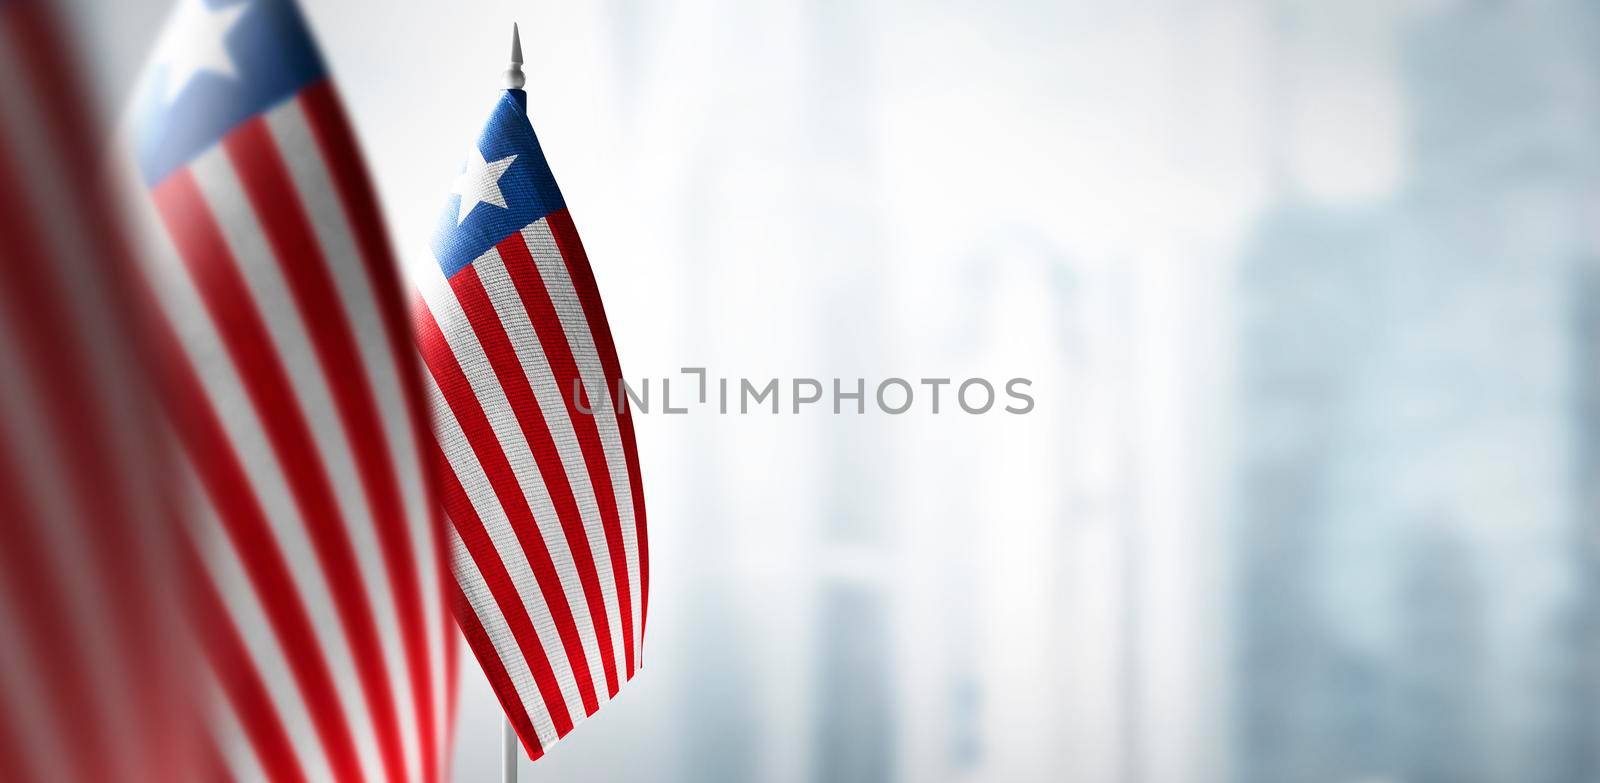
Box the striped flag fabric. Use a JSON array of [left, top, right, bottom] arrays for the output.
[[126, 0, 453, 780], [414, 81, 649, 761], [0, 3, 197, 781]]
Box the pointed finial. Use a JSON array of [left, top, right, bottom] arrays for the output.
[[504, 23, 526, 90]]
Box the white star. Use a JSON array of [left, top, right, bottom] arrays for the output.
[[451, 147, 518, 226], [154, 0, 250, 104]]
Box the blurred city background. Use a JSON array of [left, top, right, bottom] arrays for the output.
[[67, 0, 1600, 780]]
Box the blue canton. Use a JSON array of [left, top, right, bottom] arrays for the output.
[[431, 90, 566, 281], [133, 0, 325, 186]]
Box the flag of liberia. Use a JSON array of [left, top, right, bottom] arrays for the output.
[[126, 0, 452, 780], [412, 42, 650, 762], [0, 2, 194, 780]]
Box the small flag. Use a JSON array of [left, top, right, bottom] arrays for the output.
[[414, 27, 649, 762], [0, 2, 196, 781], [126, 0, 452, 780]]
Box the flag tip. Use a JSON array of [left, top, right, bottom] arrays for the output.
[[505, 23, 526, 90]]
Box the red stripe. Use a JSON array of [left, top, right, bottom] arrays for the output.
[[1, 16, 183, 775], [140, 288, 365, 782], [0, 133, 155, 782], [178, 536, 309, 783], [144, 179, 368, 783], [434, 442, 572, 735], [3, 0, 153, 339], [0, 121, 172, 727], [448, 260, 618, 703], [415, 300, 585, 730], [446, 590, 460, 706], [430, 500, 450, 782], [4, 1, 161, 395], [296, 82, 431, 441], [5, 41, 193, 730], [226, 117, 437, 780], [499, 231, 636, 683], [3, 31, 190, 774], [546, 208, 649, 656], [195, 732, 239, 783], [443, 563, 461, 767], [0, 432, 110, 782], [0, 674, 34, 783], [297, 83, 450, 782], [155, 167, 407, 783], [444, 571, 544, 762], [1, 3, 96, 185]]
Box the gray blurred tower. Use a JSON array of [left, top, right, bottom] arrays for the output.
[[1559, 263, 1600, 780], [1232, 204, 1397, 783], [1399, 520, 1488, 783], [1399, 1, 1600, 779], [1232, 10, 1396, 764]]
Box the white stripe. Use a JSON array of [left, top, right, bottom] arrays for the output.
[[265, 98, 449, 769], [262, 99, 451, 768], [416, 253, 607, 708], [0, 259, 74, 780], [445, 523, 561, 749], [133, 168, 385, 783], [522, 219, 643, 666], [186, 468, 336, 783], [203, 665, 273, 783], [475, 246, 627, 689], [0, 37, 160, 540], [0, 37, 169, 749], [192, 145, 418, 780], [0, 278, 137, 762], [420, 362, 589, 725], [0, 36, 147, 445], [0, 574, 71, 783], [2, 30, 186, 772]]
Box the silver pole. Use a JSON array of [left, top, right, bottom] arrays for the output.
[[499, 28, 525, 783], [501, 715, 518, 783], [504, 23, 525, 90]]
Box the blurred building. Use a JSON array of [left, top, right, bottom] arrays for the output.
[[1234, 200, 1396, 783], [1232, 0, 1600, 781], [1398, 520, 1488, 783], [1566, 264, 1600, 781]]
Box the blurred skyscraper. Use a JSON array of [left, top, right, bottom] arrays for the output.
[[1234, 200, 1395, 783], [1399, 520, 1488, 783], [1565, 264, 1600, 781], [1233, 1, 1600, 781]]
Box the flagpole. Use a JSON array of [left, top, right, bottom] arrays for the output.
[[505, 22, 526, 91], [499, 25, 525, 783], [502, 715, 519, 783]]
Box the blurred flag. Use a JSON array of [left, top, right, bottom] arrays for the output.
[[414, 33, 649, 761], [125, 0, 451, 780], [0, 2, 197, 782]]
